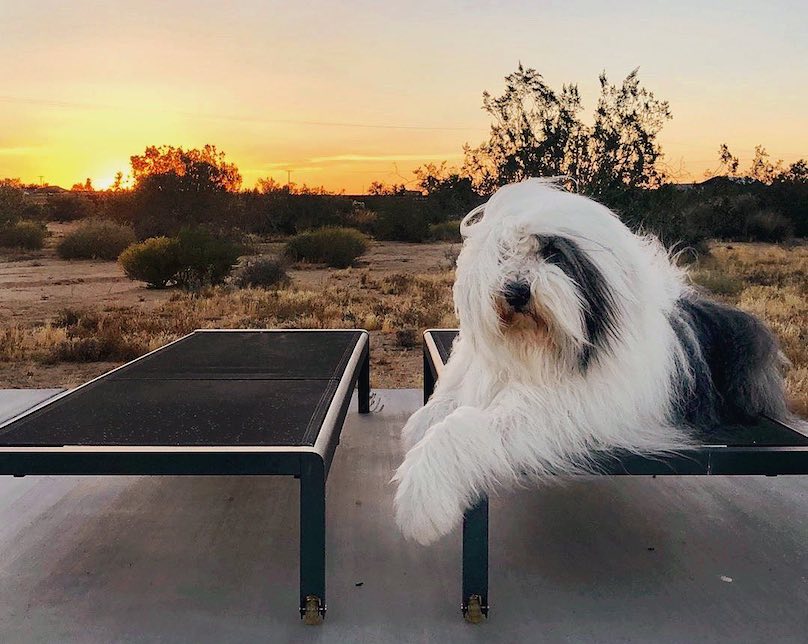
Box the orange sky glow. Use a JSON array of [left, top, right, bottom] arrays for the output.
[[1, 1, 806, 193]]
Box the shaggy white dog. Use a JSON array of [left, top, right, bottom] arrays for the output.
[[393, 178, 789, 546]]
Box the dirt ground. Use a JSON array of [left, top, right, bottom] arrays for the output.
[[1, 224, 805, 418], [0, 223, 459, 389]]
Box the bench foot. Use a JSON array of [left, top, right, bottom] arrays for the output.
[[462, 497, 489, 622], [300, 456, 326, 624], [463, 594, 488, 623], [301, 595, 325, 625]]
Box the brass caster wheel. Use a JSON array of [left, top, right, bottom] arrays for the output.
[[463, 594, 487, 624], [302, 595, 324, 625]]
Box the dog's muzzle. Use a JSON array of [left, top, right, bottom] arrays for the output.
[[503, 281, 531, 311]]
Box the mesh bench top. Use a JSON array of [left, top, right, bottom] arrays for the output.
[[0, 330, 366, 448], [424, 329, 808, 449]]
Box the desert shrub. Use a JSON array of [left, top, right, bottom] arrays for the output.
[[120, 228, 241, 289], [47, 332, 145, 363], [97, 191, 137, 225], [683, 194, 759, 241], [342, 206, 378, 234], [743, 210, 793, 242], [429, 220, 462, 242], [241, 190, 355, 236], [0, 220, 47, 249], [119, 237, 182, 288], [285, 227, 368, 268], [56, 219, 136, 260], [0, 182, 26, 227], [53, 307, 83, 328], [45, 193, 96, 221], [371, 197, 430, 242], [45, 306, 148, 363], [395, 328, 419, 348], [173, 227, 242, 288], [234, 257, 290, 289]]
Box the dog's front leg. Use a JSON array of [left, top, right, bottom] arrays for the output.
[[400, 395, 459, 452], [394, 405, 513, 545], [400, 337, 470, 451]]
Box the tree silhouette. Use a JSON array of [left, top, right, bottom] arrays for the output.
[[130, 144, 241, 191], [128, 145, 242, 238], [462, 64, 671, 198], [71, 178, 94, 192]]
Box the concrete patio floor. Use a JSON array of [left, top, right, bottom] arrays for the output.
[[1, 388, 807, 643]]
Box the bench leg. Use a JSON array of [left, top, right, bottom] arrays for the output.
[[300, 455, 326, 624], [423, 346, 435, 404], [462, 496, 489, 623], [358, 344, 370, 414]]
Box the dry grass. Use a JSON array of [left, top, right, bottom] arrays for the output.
[[1, 240, 805, 418], [690, 242, 808, 417], [0, 270, 457, 390]]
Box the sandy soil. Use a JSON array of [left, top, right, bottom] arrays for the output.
[[0, 223, 459, 389]]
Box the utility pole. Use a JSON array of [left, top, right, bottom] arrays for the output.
[[38, 175, 44, 186], [286, 169, 292, 187]]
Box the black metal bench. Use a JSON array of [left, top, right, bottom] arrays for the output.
[[422, 329, 808, 623], [0, 329, 370, 625]]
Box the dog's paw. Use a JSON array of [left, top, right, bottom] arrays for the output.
[[392, 443, 465, 546]]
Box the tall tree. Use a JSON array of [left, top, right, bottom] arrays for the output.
[[130, 144, 241, 191], [128, 145, 242, 238], [587, 69, 671, 195], [462, 65, 672, 198]]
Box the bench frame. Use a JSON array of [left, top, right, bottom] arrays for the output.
[[0, 329, 372, 625], [422, 329, 808, 622]]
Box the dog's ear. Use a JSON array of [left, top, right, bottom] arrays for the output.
[[460, 204, 485, 237], [538, 235, 619, 370]]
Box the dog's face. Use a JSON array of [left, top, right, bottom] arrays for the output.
[[454, 179, 637, 372]]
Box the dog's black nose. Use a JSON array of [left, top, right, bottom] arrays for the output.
[[504, 281, 531, 310]]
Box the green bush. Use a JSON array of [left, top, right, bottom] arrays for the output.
[[173, 227, 242, 288], [0, 220, 47, 250], [119, 237, 182, 288], [56, 219, 136, 260], [234, 257, 290, 289], [119, 228, 241, 289], [428, 220, 462, 242], [285, 227, 368, 268]]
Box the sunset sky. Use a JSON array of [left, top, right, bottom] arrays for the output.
[[1, 0, 806, 193]]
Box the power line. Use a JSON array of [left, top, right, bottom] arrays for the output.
[[0, 95, 480, 132]]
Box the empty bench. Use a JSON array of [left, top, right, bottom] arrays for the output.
[[0, 329, 370, 625], [422, 329, 808, 622]]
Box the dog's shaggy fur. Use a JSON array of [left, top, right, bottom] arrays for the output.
[[393, 178, 790, 545]]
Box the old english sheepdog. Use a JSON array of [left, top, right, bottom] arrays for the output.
[[393, 178, 790, 545]]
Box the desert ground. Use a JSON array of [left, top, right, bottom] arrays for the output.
[[1, 223, 806, 417]]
